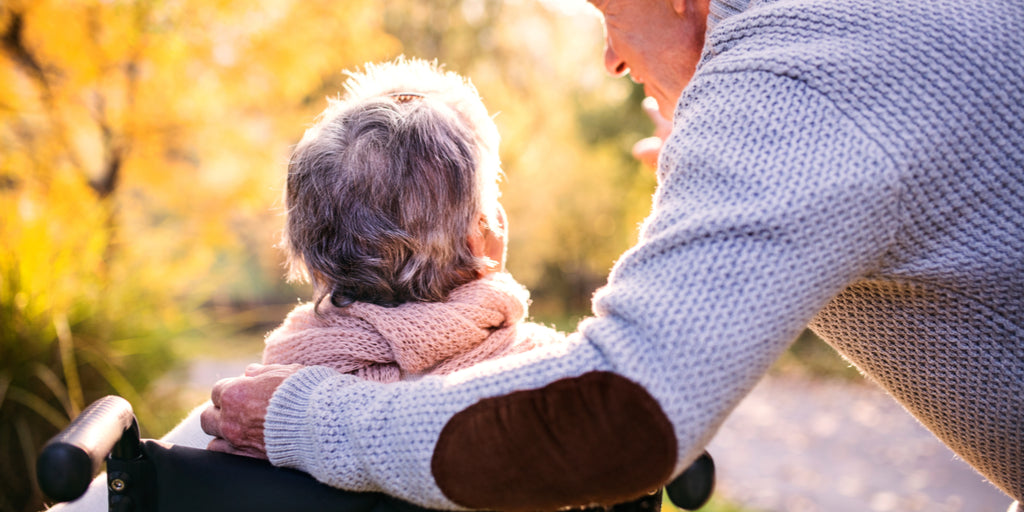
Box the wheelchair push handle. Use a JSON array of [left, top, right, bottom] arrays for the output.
[[37, 395, 140, 503]]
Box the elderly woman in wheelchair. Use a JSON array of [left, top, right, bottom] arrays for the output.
[[38, 57, 713, 512]]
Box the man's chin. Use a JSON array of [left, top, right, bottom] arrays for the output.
[[645, 91, 674, 120]]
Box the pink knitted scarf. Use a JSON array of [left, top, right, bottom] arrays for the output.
[[262, 272, 563, 382]]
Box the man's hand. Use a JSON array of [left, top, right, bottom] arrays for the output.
[[631, 97, 673, 168], [200, 363, 303, 459]]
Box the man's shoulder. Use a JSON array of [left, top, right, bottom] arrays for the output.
[[703, 0, 1021, 73]]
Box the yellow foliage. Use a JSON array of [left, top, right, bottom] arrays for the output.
[[0, 2, 399, 509], [2, 0, 399, 303]]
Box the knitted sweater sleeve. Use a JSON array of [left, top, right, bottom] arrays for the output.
[[263, 69, 900, 510]]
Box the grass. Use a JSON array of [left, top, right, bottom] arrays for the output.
[[769, 329, 864, 382], [663, 491, 756, 512]]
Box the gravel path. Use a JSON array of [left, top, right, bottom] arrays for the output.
[[708, 375, 1013, 512], [185, 360, 1014, 512]]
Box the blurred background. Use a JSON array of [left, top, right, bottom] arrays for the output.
[[4, 1, 1007, 512]]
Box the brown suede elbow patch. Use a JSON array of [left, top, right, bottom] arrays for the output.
[[431, 371, 677, 511]]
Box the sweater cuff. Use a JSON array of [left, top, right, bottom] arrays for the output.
[[264, 365, 343, 470]]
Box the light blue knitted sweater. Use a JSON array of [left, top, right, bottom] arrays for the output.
[[264, 0, 1024, 506]]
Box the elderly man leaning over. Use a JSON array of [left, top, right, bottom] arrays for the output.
[[206, 0, 1024, 510]]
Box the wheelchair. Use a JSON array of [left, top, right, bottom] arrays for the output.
[[37, 396, 716, 512]]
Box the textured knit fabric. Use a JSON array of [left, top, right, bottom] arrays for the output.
[[263, 0, 1024, 507], [262, 272, 563, 381]]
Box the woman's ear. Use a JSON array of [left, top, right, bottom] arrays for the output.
[[467, 207, 507, 276], [467, 221, 489, 259]]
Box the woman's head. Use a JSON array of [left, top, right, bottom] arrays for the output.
[[283, 58, 505, 308]]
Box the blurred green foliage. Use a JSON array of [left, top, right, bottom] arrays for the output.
[[770, 329, 863, 382]]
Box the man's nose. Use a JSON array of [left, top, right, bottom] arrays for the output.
[[604, 43, 628, 77]]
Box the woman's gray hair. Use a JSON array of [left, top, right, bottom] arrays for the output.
[[283, 58, 502, 309]]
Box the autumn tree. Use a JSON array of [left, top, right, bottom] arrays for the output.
[[0, 1, 395, 510]]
